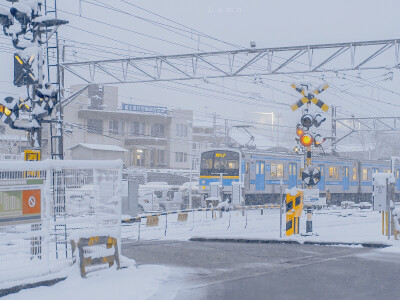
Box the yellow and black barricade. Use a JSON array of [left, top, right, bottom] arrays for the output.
[[71, 236, 121, 278]]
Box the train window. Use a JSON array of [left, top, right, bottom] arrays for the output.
[[362, 168, 368, 180], [260, 163, 265, 174], [328, 167, 339, 179], [271, 163, 284, 178], [352, 168, 357, 180]]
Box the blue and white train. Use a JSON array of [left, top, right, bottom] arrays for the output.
[[199, 148, 400, 205]]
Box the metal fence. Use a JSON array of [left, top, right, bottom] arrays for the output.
[[0, 160, 122, 286]]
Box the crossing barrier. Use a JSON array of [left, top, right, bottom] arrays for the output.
[[122, 204, 280, 241], [71, 236, 121, 278]]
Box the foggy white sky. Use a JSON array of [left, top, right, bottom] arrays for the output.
[[1, 0, 400, 149]]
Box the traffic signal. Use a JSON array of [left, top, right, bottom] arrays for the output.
[[300, 114, 314, 129], [301, 165, 321, 186], [0, 97, 19, 124], [313, 114, 326, 127], [314, 134, 325, 146], [300, 133, 313, 147]]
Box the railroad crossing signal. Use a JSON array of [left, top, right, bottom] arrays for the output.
[[14, 53, 37, 87], [302, 165, 321, 186], [290, 83, 330, 112]]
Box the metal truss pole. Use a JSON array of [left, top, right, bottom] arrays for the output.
[[45, 0, 63, 160], [62, 39, 400, 85]]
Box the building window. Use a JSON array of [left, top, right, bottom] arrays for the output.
[[136, 150, 145, 167], [149, 149, 155, 168], [87, 119, 103, 134], [362, 168, 369, 180], [176, 124, 188, 137], [158, 150, 166, 166], [352, 168, 357, 180], [151, 123, 164, 137], [130, 122, 144, 136], [271, 163, 283, 178], [328, 167, 339, 179], [175, 152, 187, 163], [109, 120, 124, 134]]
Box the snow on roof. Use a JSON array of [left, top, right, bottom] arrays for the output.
[[69, 143, 128, 152]]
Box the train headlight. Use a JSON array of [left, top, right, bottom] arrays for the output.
[[202, 186, 206, 190]]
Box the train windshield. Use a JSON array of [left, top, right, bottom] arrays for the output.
[[200, 150, 239, 176]]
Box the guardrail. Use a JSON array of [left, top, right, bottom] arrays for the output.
[[122, 204, 280, 241]]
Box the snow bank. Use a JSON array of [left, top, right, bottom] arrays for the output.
[[4, 257, 178, 300]]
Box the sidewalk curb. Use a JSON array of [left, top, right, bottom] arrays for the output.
[[189, 237, 390, 248], [0, 277, 66, 297]]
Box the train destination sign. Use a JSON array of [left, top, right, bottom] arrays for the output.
[[0, 185, 42, 226]]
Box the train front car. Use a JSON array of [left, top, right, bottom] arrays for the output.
[[198, 149, 241, 203]]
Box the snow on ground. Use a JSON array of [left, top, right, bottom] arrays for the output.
[[122, 207, 400, 246], [3, 257, 182, 300]]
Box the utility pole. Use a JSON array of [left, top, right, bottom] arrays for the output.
[[331, 105, 337, 155]]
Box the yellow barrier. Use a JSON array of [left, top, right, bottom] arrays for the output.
[[146, 215, 159, 227], [177, 213, 188, 222]]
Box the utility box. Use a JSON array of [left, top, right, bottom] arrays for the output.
[[372, 173, 395, 212], [232, 182, 243, 205], [122, 180, 139, 217]]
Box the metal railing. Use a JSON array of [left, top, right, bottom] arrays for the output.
[[0, 160, 123, 287]]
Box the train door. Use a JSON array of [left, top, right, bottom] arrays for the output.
[[317, 164, 325, 190], [343, 166, 349, 191], [396, 170, 400, 191], [256, 161, 265, 191], [288, 163, 297, 188]]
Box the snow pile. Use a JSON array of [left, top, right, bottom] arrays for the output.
[[372, 172, 395, 185], [4, 257, 178, 300], [285, 187, 301, 196]]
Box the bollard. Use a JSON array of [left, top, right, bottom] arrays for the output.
[[245, 209, 248, 228], [227, 209, 231, 229], [137, 218, 141, 241], [306, 206, 312, 233], [242, 209, 245, 217], [219, 210, 223, 218], [261, 208, 263, 215], [164, 214, 168, 236]]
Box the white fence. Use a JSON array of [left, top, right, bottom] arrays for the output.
[[0, 160, 122, 287]]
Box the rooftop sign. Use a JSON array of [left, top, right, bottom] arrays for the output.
[[121, 103, 168, 115]]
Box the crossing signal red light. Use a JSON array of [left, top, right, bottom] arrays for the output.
[[300, 133, 313, 147], [296, 126, 304, 137], [314, 134, 325, 145]]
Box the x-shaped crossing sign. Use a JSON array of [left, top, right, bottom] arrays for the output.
[[290, 83, 330, 112]]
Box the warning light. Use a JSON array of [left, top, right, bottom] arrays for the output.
[[301, 114, 314, 129], [314, 134, 325, 145], [4, 107, 11, 116], [300, 133, 313, 147], [296, 126, 304, 137]]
